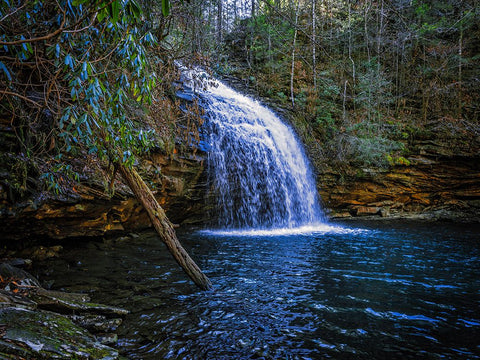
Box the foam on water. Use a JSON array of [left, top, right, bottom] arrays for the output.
[[198, 223, 368, 237]]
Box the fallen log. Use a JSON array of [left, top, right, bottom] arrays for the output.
[[118, 162, 212, 291]]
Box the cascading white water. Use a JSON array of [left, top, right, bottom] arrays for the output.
[[182, 69, 325, 230]]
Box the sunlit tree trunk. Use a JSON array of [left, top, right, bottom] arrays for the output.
[[312, 0, 317, 90], [118, 163, 212, 291], [290, 0, 300, 109]]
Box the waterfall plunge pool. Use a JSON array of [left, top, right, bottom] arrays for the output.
[[33, 221, 480, 359]]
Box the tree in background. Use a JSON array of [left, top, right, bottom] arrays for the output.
[[208, 0, 479, 167]]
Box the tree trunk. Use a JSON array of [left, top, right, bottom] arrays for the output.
[[312, 0, 317, 91], [118, 163, 212, 291], [217, 0, 223, 45], [290, 0, 300, 109], [458, 20, 463, 119]]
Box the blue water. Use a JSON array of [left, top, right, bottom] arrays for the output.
[[35, 221, 480, 359]]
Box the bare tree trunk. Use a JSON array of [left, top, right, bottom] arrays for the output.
[[312, 0, 317, 91], [268, 30, 272, 74], [348, 0, 355, 113], [233, 0, 238, 24], [118, 163, 212, 291], [458, 20, 463, 119], [217, 0, 223, 45], [376, 0, 384, 119], [290, 0, 300, 109], [364, 0, 371, 62], [248, 0, 256, 69]]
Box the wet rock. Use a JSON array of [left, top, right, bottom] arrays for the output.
[[176, 89, 197, 103], [68, 314, 123, 332], [0, 263, 41, 288], [30, 287, 129, 316], [0, 307, 119, 359], [0, 258, 32, 268], [0, 338, 32, 358], [0, 290, 37, 310], [96, 333, 119, 345], [380, 207, 390, 217], [0, 263, 127, 358], [330, 211, 352, 219]]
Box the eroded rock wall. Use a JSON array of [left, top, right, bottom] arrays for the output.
[[318, 148, 480, 222], [0, 152, 208, 243]]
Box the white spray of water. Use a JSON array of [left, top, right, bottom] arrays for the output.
[[181, 67, 326, 231]]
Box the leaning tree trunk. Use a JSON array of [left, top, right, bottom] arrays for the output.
[[118, 163, 212, 291]]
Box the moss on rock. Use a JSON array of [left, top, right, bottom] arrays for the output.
[[0, 307, 119, 359]]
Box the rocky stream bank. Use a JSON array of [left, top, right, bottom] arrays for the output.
[[319, 151, 480, 223], [0, 258, 128, 359]]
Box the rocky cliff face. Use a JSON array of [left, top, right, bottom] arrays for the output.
[[219, 74, 480, 223], [317, 142, 480, 222], [2, 134, 479, 246], [0, 152, 208, 244]]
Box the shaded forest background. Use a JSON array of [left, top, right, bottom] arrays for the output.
[[176, 0, 479, 168], [0, 0, 479, 203]]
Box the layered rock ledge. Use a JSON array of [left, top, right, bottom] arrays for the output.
[[318, 150, 480, 223], [0, 151, 209, 243]]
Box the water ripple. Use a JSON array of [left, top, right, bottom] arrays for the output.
[[33, 222, 480, 359]]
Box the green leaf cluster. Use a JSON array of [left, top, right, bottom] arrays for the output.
[[1, 0, 159, 167]]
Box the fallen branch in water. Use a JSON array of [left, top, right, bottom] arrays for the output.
[[118, 162, 212, 291]]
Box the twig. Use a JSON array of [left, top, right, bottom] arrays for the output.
[[0, 16, 66, 46], [0, 90, 43, 107], [0, 3, 28, 23]]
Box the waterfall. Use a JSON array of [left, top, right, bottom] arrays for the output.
[[181, 69, 325, 230]]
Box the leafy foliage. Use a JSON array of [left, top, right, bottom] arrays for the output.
[[0, 0, 160, 168], [209, 0, 480, 169]]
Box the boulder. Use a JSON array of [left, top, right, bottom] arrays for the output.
[[0, 262, 128, 359], [0, 307, 119, 359]]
